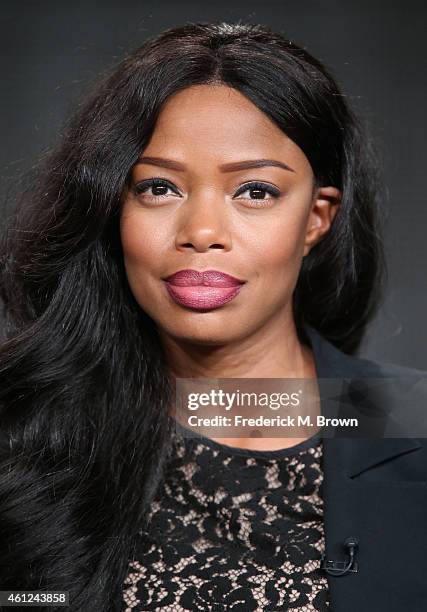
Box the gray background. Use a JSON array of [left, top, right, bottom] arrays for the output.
[[1, 0, 426, 368]]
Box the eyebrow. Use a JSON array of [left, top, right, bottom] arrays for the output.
[[135, 156, 296, 173]]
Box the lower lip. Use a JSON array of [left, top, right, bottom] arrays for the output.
[[164, 282, 243, 310]]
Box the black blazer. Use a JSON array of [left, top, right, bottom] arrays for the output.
[[304, 324, 427, 612]]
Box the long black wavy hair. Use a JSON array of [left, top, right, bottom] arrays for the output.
[[0, 21, 385, 611]]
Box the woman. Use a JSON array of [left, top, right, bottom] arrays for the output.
[[0, 21, 426, 612]]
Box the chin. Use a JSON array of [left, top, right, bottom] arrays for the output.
[[160, 319, 245, 347]]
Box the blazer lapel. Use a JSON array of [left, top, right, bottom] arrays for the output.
[[304, 325, 427, 612]]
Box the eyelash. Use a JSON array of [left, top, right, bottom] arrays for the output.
[[131, 178, 281, 206]]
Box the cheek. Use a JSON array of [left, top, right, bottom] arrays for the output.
[[119, 213, 168, 317], [245, 212, 308, 280], [120, 212, 165, 274]]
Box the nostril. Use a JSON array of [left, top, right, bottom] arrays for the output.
[[179, 242, 226, 250]]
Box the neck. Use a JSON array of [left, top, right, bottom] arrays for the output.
[[159, 312, 316, 380], [159, 313, 320, 451]]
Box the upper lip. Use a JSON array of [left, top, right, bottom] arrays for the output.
[[164, 269, 246, 287]]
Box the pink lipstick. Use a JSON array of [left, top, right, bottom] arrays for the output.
[[163, 269, 246, 310]]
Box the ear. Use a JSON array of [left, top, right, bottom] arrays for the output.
[[303, 186, 341, 256]]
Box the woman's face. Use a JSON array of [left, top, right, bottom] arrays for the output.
[[120, 84, 340, 346]]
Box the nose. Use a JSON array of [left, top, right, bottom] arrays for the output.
[[175, 192, 232, 253]]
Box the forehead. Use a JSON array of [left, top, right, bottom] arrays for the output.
[[155, 84, 271, 127], [143, 84, 311, 172]]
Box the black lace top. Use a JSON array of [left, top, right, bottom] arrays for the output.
[[123, 422, 330, 611]]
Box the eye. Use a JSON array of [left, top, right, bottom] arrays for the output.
[[131, 178, 281, 207], [233, 181, 281, 206], [131, 178, 181, 203]]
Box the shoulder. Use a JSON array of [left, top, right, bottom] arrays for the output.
[[305, 323, 427, 378], [350, 353, 427, 378], [345, 353, 427, 445], [305, 324, 427, 442]]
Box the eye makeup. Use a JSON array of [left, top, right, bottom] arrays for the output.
[[131, 177, 282, 206]]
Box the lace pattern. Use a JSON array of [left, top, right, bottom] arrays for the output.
[[123, 428, 330, 611]]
